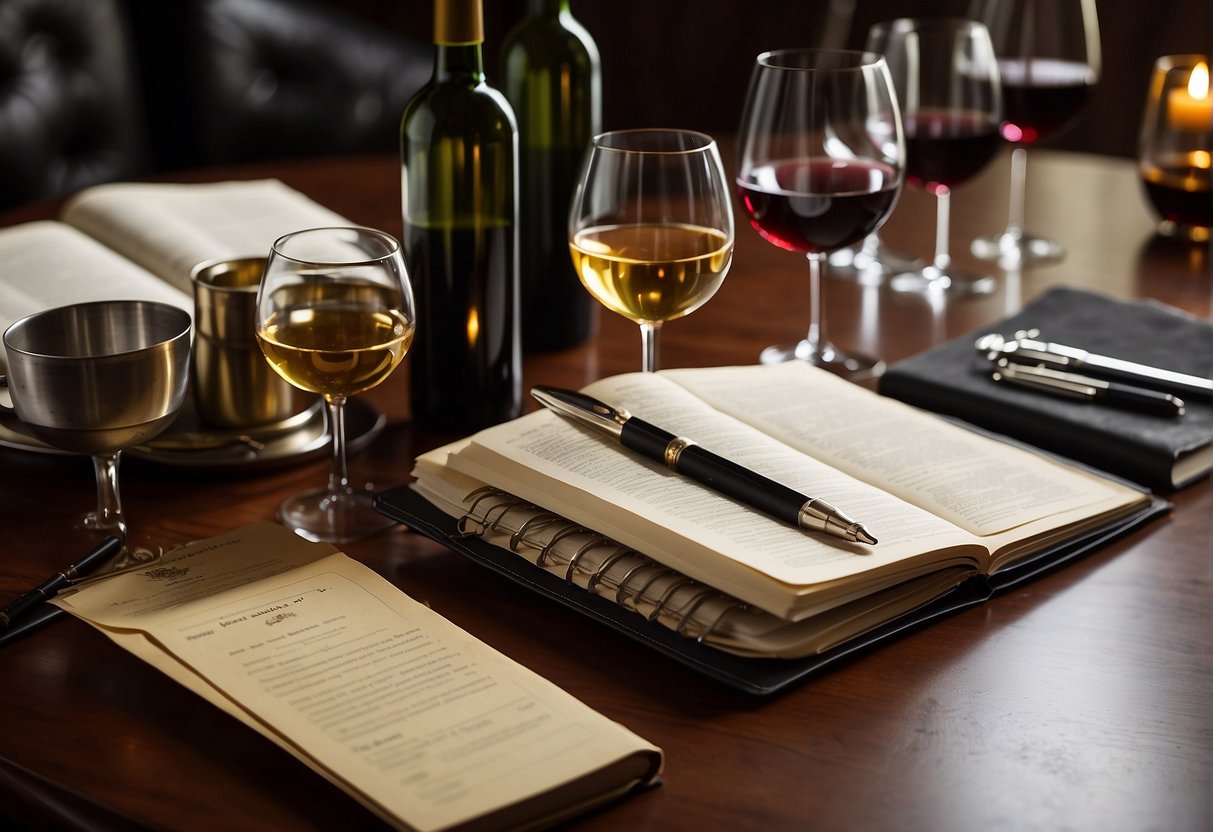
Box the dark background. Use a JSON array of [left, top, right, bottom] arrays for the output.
[[1, 0, 1209, 212], [363, 0, 1212, 159]]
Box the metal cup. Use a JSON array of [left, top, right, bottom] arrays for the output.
[[190, 257, 304, 429], [1, 300, 192, 454]]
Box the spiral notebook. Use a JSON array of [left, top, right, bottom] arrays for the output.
[[374, 482, 1166, 696]]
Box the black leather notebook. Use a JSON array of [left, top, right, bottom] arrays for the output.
[[374, 485, 1168, 696], [878, 287, 1212, 491]]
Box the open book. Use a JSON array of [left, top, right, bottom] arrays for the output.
[[53, 522, 662, 832], [0, 179, 348, 369], [403, 363, 1158, 667]]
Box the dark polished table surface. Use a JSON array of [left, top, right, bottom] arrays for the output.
[[1, 148, 1209, 831]]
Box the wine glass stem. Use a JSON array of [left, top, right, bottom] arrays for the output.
[[932, 187, 953, 271], [640, 322, 660, 373], [1006, 147, 1029, 237], [325, 395, 352, 498], [805, 252, 826, 355], [91, 451, 127, 541]]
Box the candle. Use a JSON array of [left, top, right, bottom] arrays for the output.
[[1167, 61, 1211, 132]]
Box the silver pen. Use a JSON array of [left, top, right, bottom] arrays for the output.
[[531, 386, 877, 546], [977, 330, 1212, 401]]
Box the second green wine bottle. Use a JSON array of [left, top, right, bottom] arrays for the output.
[[401, 0, 522, 430], [501, 0, 602, 350]]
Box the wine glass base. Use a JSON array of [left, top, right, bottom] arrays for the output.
[[73, 515, 162, 572], [828, 242, 923, 286], [889, 266, 996, 296], [970, 230, 1066, 265], [278, 485, 398, 544], [760, 340, 885, 381]]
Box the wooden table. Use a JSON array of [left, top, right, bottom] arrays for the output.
[[1, 149, 1209, 831]]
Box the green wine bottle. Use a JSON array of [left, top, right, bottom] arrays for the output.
[[500, 0, 602, 351], [401, 0, 522, 430]]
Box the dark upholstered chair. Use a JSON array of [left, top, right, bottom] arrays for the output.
[[0, 0, 145, 211], [187, 0, 430, 165], [0, 0, 430, 212]]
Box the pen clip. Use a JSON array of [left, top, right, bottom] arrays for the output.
[[991, 359, 1102, 398], [976, 328, 1087, 369]]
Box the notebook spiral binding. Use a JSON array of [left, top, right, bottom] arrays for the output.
[[453, 486, 749, 646]]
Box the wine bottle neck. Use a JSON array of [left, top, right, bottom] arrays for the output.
[[432, 0, 484, 81], [525, 0, 569, 15], [435, 42, 485, 81]]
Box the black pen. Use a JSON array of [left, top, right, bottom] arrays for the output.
[[531, 386, 878, 546], [991, 360, 1185, 417], [0, 536, 122, 631]]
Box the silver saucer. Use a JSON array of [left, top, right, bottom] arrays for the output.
[[0, 397, 385, 471]]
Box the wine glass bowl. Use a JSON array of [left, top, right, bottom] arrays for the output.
[[736, 48, 904, 375], [868, 18, 1002, 294], [569, 129, 734, 373], [256, 226, 415, 543], [2, 300, 192, 542], [969, 0, 1101, 264]]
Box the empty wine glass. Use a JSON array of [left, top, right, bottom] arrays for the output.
[[736, 48, 904, 376], [869, 18, 1003, 294], [2, 300, 191, 556], [256, 227, 415, 543], [970, 0, 1101, 264], [568, 129, 734, 373]]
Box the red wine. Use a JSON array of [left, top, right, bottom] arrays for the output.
[[736, 159, 899, 254], [998, 58, 1097, 144], [1141, 158, 1212, 229], [903, 109, 1001, 193]]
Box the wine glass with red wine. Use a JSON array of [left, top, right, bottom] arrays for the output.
[[868, 18, 1003, 294], [970, 0, 1100, 264], [736, 49, 904, 377]]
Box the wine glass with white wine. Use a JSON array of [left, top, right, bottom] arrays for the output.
[[568, 129, 734, 372], [256, 227, 415, 543]]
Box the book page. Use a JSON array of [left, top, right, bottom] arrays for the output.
[[60, 180, 350, 292], [657, 363, 1143, 537], [447, 376, 982, 621], [53, 523, 661, 832], [0, 222, 192, 371]]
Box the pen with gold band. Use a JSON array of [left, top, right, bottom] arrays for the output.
[[531, 386, 877, 546]]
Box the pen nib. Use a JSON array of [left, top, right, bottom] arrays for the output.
[[853, 526, 878, 546]]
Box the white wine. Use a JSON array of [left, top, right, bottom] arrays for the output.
[[569, 223, 733, 324], [257, 305, 414, 398]]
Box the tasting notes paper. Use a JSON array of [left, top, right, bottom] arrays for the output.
[[52, 523, 662, 831]]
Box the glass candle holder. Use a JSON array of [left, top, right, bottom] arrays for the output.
[[1138, 54, 1211, 242]]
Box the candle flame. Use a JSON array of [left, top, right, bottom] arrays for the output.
[[1188, 62, 1209, 100], [467, 306, 480, 346]]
